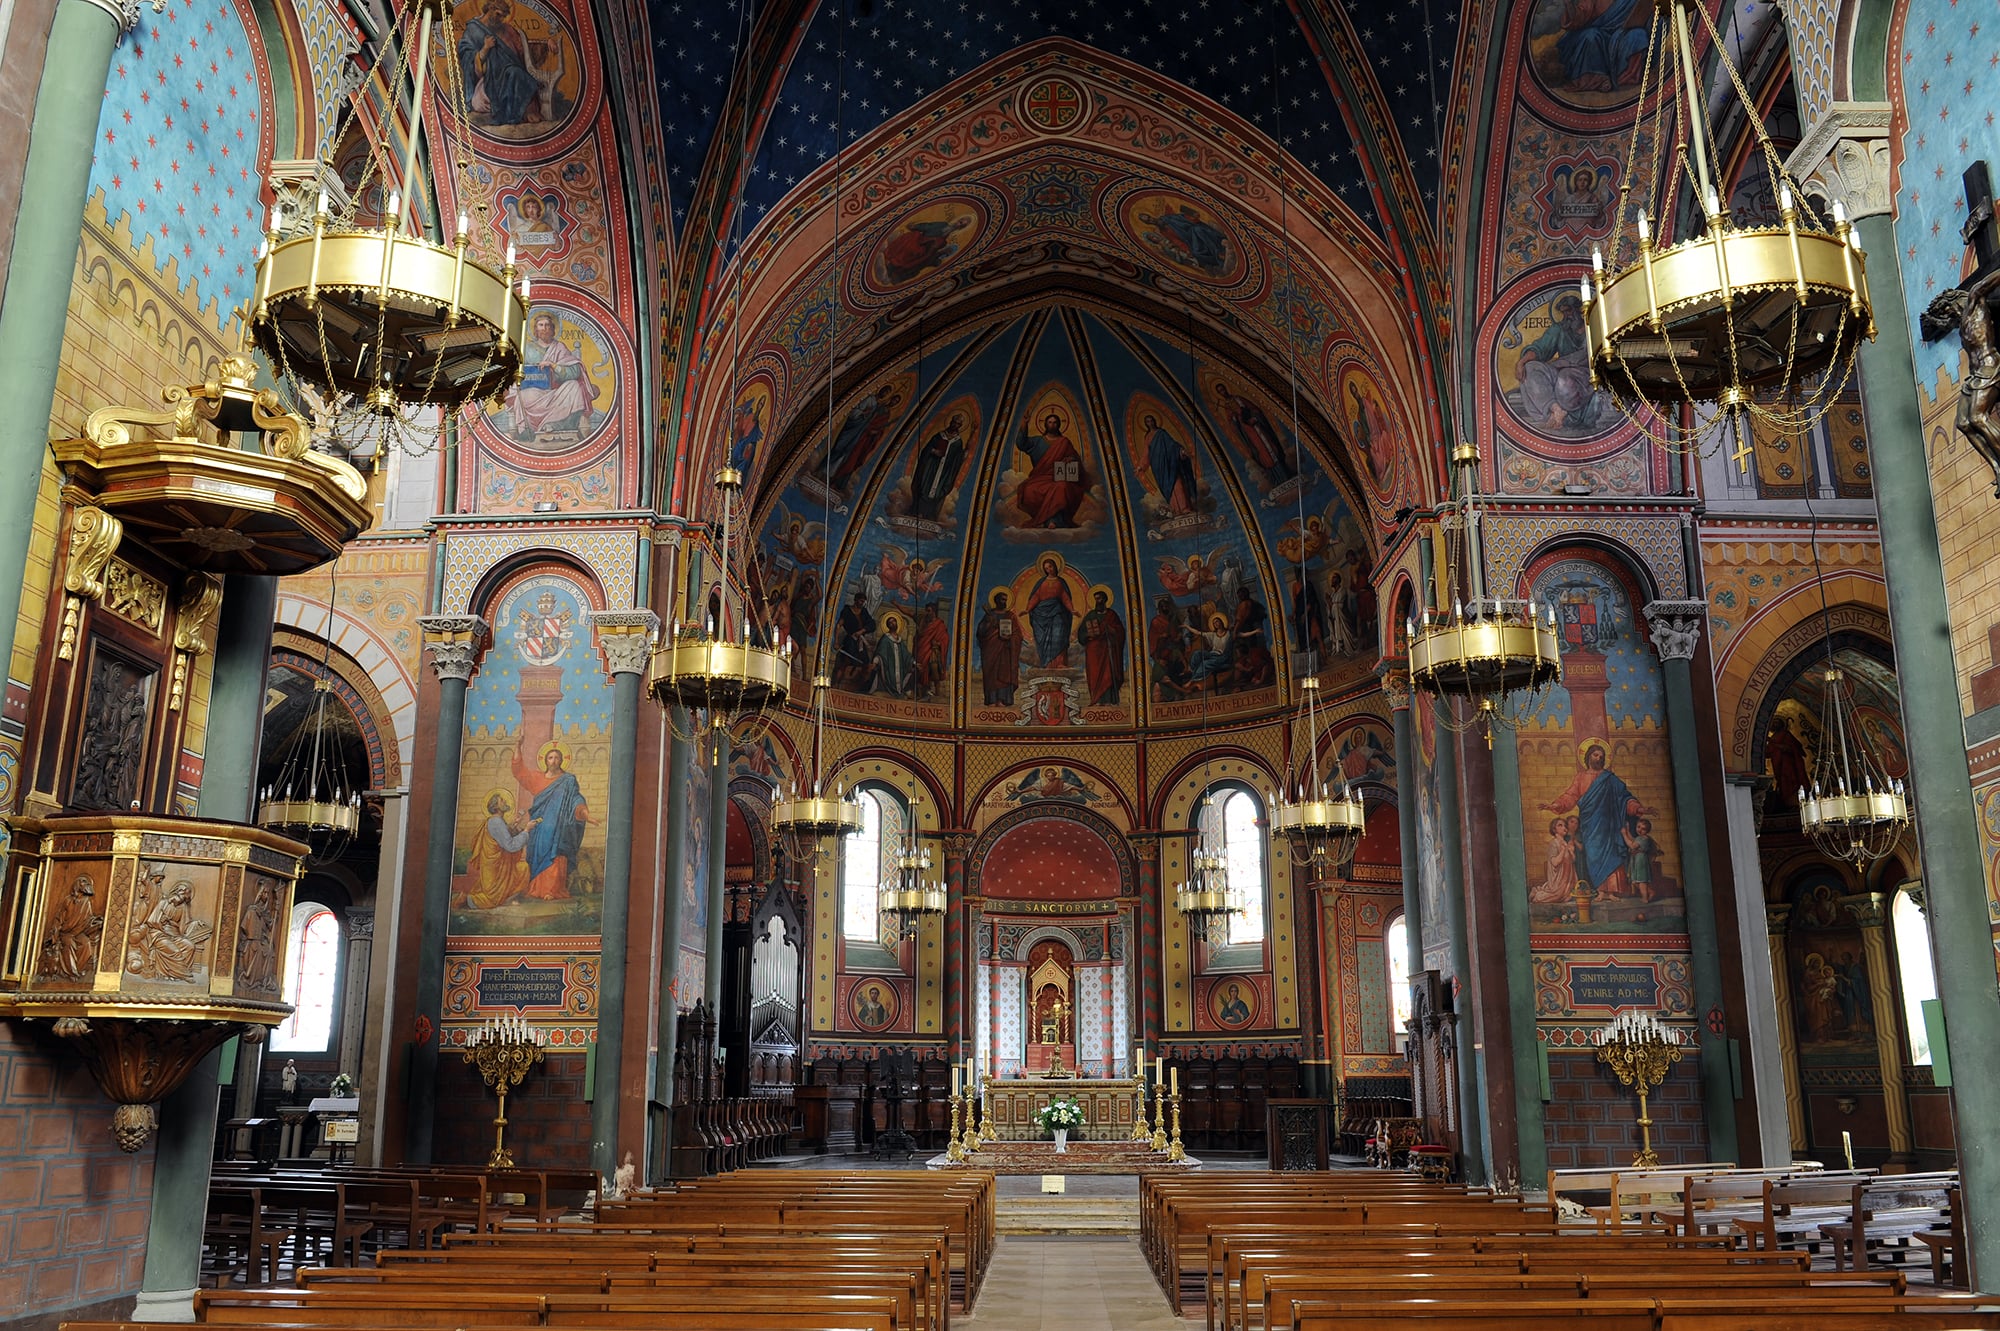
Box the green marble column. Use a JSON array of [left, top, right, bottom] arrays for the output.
[[587, 611, 656, 1178], [1849, 206, 2000, 1280], [1488, 722, 1547, 1190], [1435, 703, 1487, 1184], [1644, 600, 1738, 1165], [136, 573, 275, 1320], [649, 723, 692, 1183], [406, 615, 487, 1164], [0, 0, 122, 664]]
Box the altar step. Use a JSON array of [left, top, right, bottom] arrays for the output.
[[930, 1139, 1201, 1175], [995, 1195, 1139, 1236]]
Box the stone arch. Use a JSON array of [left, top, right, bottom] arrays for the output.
[[273, 598, 416, 782]]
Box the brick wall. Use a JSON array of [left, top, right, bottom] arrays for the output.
[[0, 1023, 152, 1322], [432, 1051, 590, 1171], [1542, 1050, 1709, 1170]]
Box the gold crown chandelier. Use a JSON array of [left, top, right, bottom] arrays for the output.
[[1580, 0, 1873, 473], [1408, 443, 1563, 733], [1273, 677, 1367, 871], [1174, 817, 1239, 947], [879, 784, 944, 941], [250, 0, 527, 458], [257, 576, 363, 862]]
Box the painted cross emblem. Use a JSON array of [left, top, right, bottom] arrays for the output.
[[1025, 78, 1082, 132]]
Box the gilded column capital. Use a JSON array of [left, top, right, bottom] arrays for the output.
[[418, 615, 489, 684], [1786, 103, 1894, 222], [1129, 836, 1161, 867], [1766, 902, 1793, 937], [1379, 667, 1412, 710], [590, 610, 660, 679], [344, 908, 375, 942], [1642, 599, 1708, 661], [942, 833, 975, 861], [1840, 890, 1890, 930]]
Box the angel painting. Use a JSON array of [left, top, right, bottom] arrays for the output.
[[768, 504, 828, 569], [1158, 547, 1244, 606], [1157, 552, 1217, 600], [1275, 513, 1330, 567], [876, 547, 951, 605]]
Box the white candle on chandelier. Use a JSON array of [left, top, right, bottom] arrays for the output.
[[1580, 277, 1592, 305], [457, 211, 470, 242], [1779, 183, 1793, 213], [386, 191, 400, 220], [317, 190, 330, 218], [521, 278, 532, 302], [1636, 213, 1650, 244], [1832, 199, 1847, 226], [1592, 248, 1604, 273], [269, 204, 285, 234], [505, 240, 516, 268]]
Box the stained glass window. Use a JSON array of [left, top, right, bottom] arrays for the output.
[[1893, 889, 1937, 1065], [1386, 915, 1412, 1046], [1222, 788, 1266, 946], [842, 791, 884, 941]]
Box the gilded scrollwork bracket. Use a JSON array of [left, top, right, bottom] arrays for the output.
[[57, 505, 124, 661], [167, 574, 223, 711]]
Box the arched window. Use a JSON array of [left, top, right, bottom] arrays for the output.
[[841, 790, 883, 941], [273, 904, 340, 1052], [1386, 914, 1412, 1047], [1221, 788, 1266, 946], [1892, 889, 1938, 1065]]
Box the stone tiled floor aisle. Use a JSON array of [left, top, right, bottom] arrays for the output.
[[961, 1235, 1194, 1329]]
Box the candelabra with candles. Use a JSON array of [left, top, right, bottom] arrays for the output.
[[1165, 1063, 1185, 1163], [1130, 1046, 1152, 1142], [945, 1063, 968, 1163], [1150, 1059, 1169, 1151], [462, 1013, 547, 1169], [1593, 1010, 1686, 1168]]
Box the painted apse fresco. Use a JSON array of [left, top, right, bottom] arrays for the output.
[[1513, 556, 1693, 1041], [751, 306, 1382, 735], [442, 570, 608, 1046]]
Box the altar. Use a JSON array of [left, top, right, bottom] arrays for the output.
[[983, 1076, 1142, 1141]]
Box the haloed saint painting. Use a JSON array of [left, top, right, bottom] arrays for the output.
[[449, 572, 611, 937]]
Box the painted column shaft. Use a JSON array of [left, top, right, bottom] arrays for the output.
[[1387, 681, 1423, 989], [139, 574, 277, 1317], [1489, 732, 1547, 1190], [1845, 894, 1913, 1158], [944, 842, 966, 1061], [0, 0, 119, 663], [704, 743, 727, 1021], [408, 616, 486, 1164], [590, 613, 654, 1178], [1648, 620, 1738, 1164], [1434, 701, 1486, 1183], [1724, 780, 1792, 1165], [650, 724, 691, 1182], [1766, 905, 1808, 1152], [1853, 209, 2000, 1282]]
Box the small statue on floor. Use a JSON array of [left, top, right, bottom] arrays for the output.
[[281, 1060, 298, 1098], [611, 1151, 637, 1199]]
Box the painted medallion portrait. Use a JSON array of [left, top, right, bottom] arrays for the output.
[[1495, 285, 1616, 443], [1121, 189, 1247, 284], [1209, 978, 1258, 1029], [850, 978, 899, 1032], [485, 303, 617, 453], [867, 199, 983, 291], [444, 0, 583, 142]]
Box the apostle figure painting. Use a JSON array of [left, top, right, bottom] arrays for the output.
[[486, 306, 616, 453], [1526, 0, 1651, 108], [1496, 286, 1615, 443], [451, 571, 609, 937], [446, 0, 582, 140], [971, 552, 1127, 727], [1514, 557, 1683, 935]]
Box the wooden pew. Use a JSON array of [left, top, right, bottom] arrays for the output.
[[1816, 1173, 1960, 1271]]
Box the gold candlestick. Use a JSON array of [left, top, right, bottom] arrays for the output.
[[1130, 1078, 1152, 1141], [977, 1078, 992, 1150], [1166, 1091, 1185, 1163], [945, 1091, 967, 1163], [964, 1078, 983, 1150], [1594, 1017, 1685, 1168], [1149, 1080, 1168, 1151], [462, 1022, 546, 1169]]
